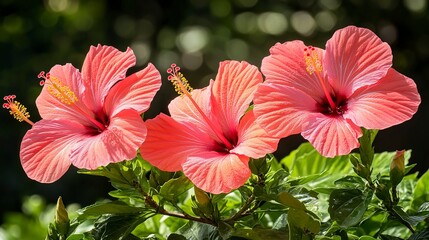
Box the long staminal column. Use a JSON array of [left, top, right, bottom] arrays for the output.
[[38, 71, 106, 131], [304, 46, 337, 111], [3, 95, 34, 126], [167, 64, 234, 150]]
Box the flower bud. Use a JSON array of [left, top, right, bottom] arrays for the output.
[[390, 150, 405, 187], [54, 196, 69, 236]]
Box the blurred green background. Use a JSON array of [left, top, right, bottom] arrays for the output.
[[1, 0, 428, 227]]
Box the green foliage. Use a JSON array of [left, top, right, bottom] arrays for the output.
[[3, 138, 429, 240]]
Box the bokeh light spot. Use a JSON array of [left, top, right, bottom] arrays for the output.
[[156, 50, 180, 71], [47, 0, 79, 13], [114, 15, 136, 38], [131, 42, 151, 66], [226, 39, 249, 60], [315, 11, 337, 31], [257, 12, 288, 35], [379, 23, 397, 44], [3, 15, 24, 34], [210, 0, 231, 18], [291, 11, 316, 36], [157, 28, 177, 50], [182, 52, 203, 70], [234, 12, 258, 34], [176, 26, 209, 53], [404, 0, 426, 12]]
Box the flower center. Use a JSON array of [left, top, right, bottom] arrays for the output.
[[167, 64, 234, 150], [38, 71, 107, 132], [318, 94, 348, 116], [3, 95, 34, 125], [304, 46, 346, 115]]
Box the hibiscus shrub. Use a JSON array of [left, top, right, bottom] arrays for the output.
[[45, 131, 429, 239], [4, 26, 426, 239]]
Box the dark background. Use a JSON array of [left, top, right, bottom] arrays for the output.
[[1, 0, 428, 219]]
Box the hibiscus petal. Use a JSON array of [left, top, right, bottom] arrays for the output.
[[70, 109, 146, 169], [104, 63, 162, 116], [253, 83, 319, 138], [211, 61, 263, 131], [168, 81, 215, 138], [36, 64, 93, 125], [81, 45, 136, 112], [344, 68, 421, 129], [182, 152, 251, 194], [301, 116, 362, 158], [20, 119, 88, 183], [261, 40, 330, 103], [325, 26, 392, 96], [231, 109, 279, 158], [140, 113, 216, 172]]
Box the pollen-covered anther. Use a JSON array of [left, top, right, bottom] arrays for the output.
[[39, 71, 78, 105], [3, 95, 33, 125], [166, 64, 193, 96], [304, 46, 323, 75]]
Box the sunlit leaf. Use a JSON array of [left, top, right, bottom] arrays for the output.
[[328, 189, 373, 227], [159, 175, 193, 202]]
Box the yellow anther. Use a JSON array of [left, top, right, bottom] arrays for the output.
[[44, 75, 78, 105], [304, 46, 323, 75], [3, 95, 34, 125], [167, 64, 193, 96]]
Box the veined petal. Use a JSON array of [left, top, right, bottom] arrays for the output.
[[70, 109, 146, 169], [20, 119, 88, 183], [344, 68, 421, 129], [301, 115, 362, 158], [211, 61, 263, 131], [231, 109, 279, 158], [36, 64, 93, 125], [325, 26, 392, 96], [140, 113, 216, 172], [81, 45, 136, 112], [104, 63, 162, 116], [261, 40, 330, 103], [182, 152, 251, 194], [168, 82, 214, 137], [253, 83, 319, 138]]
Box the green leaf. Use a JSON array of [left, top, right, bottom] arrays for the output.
[[358, 236, 378, 240], [358, 128, 378, 167], [276, 191, 306, 210], [77, 201, 147, 221], [408, 227, 429, 240], [176, 221, 221, 240], [91, 211, 155, 240], [159, 175, 193, 202], [288, 208, 320, 240], [231, 227, 289, 240], [167, 233, 187, 240], [328, 189, 373, 228], [66, 233, 96, 240], [281, 142, 352, 189], [411, 169, 429, 210], [391, 205, 428, 227]]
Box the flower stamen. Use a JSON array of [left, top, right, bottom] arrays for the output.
[[3, 95, 34, 125], [304, 46, 337, 111], [167, 64, 233, 150], [38, 71, 78, 105]]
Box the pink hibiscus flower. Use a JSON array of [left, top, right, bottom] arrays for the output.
[[140, 61, 278, 194], [19, 45, 161, 183], [254, 26, 421, 157]]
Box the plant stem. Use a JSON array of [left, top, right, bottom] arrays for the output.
[[133, 180, 216, 226], [224, 194, 255, 223]]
